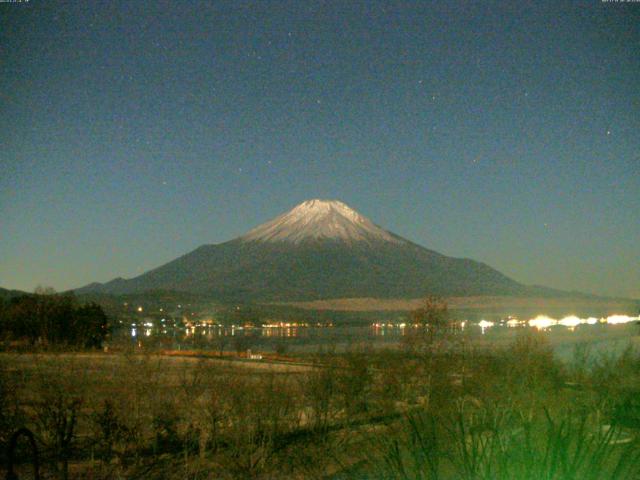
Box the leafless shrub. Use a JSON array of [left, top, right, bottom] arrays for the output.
[[29, 358, 87, 480], [335, 349, 373, 417], [212, 371, 300, 478], [303, 363, 338, 433], [0, 360, 24, 464]]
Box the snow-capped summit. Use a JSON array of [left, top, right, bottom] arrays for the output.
[[240, 199, 403, 244]]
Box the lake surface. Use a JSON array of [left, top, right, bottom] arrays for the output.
[[116, 314, 640, 361]]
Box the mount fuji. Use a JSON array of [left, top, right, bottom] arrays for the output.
[[76, 199, 539, 301]]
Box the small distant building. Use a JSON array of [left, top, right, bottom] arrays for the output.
[[246, 349, 262, 360]]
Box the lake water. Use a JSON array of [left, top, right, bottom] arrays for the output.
[[118, 314, 640, 361]]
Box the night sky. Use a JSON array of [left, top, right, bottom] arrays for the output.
[[1, 0, 638, 298]]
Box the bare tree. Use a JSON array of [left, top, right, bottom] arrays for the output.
[[30, 359, 87, 480], [404, 295, 452, 351]]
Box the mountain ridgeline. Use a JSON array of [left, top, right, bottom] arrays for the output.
[[77, 200, 548, 301]]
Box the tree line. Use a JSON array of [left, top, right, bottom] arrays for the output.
[[0, 288, 108, 348]]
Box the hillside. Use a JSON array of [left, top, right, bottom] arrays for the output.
[[76, 199, 560, 301]]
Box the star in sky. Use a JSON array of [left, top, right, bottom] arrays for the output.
[[0, 0, 638, 298]]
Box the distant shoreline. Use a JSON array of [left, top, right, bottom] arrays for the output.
[[278, 295, 639, 313]]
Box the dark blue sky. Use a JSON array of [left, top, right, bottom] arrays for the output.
[[1, 0, 638, 298]]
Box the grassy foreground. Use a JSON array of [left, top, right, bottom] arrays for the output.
[[1, 334, 640, 479]]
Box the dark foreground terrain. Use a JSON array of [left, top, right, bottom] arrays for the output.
[[2, 331, 640, 480]]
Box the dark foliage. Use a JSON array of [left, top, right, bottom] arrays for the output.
[[0, 293, 108, 348]]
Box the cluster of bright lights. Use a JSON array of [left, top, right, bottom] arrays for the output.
[[478, 320, 494, 329], [529, 315, 557, 329], [263, 322, 309, 328], [478, 319, 494, 333], [373, 322, 423, 329], [525, 314, 638, 330], [475, 314, 638, 332], [605, 314, 639, 324], [558, 315, 581, 327]]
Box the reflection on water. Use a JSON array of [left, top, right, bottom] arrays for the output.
[[118, 313, 639, 352], [122, 323, 335, 343]]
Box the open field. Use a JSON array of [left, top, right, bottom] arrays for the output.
[[2, 331, 640, 479]]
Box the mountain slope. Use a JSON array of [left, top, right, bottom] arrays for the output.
[[0, 287, 29, 300], [76, 199, 533, 301]]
